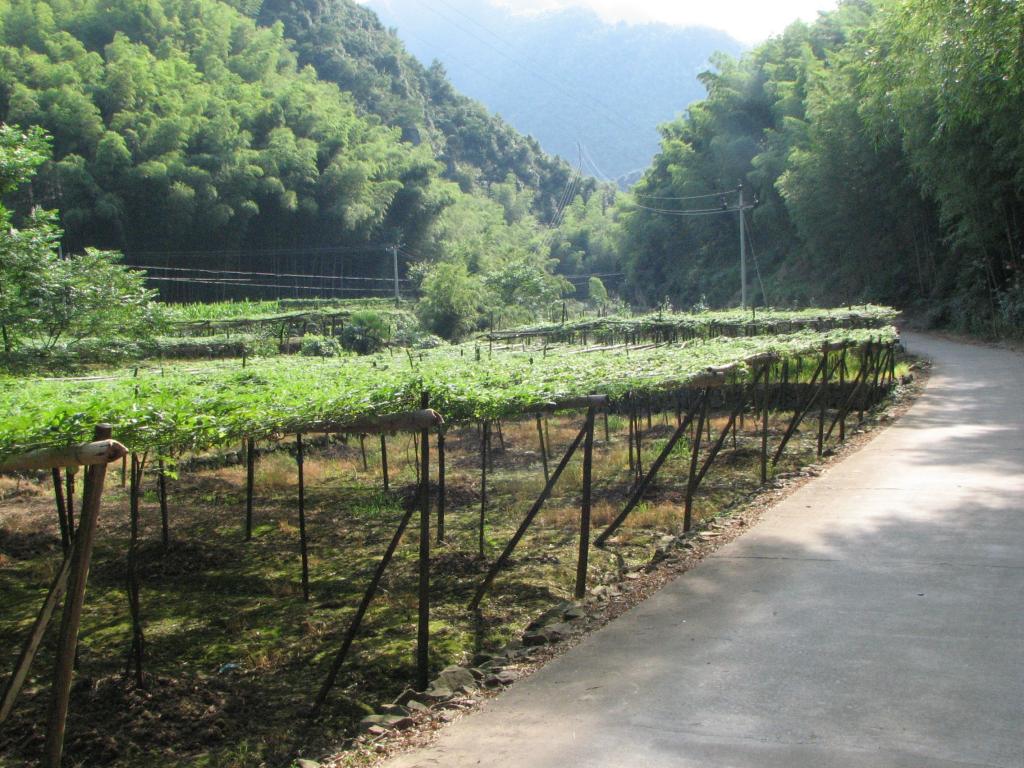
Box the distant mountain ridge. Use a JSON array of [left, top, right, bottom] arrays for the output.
[[364, 0, 745, 182]]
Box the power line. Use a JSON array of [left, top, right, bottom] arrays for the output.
[[632, 189, 731, 202], [136, 265, 411, 283], [144, 277, 400, 294], [127, 244, 393, 258], [625, 201, 737, 216]]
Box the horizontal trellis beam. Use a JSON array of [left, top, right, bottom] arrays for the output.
[[0, 440, 128, 473]]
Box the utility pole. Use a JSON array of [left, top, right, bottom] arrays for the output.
[[738, 184, 746, 309], [391, 244, 401, 305]]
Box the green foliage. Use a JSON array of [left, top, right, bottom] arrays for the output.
[[0, 124, 159, 363], [618, 0, 1024, 336], [339, 310, 387, 354], [587, 276, 608, 307], [0, 321, 897, 461], [416, 261, 482, 341], [252, 0, 588, 221], [0, 0, 442, 255], [299, 334, 342, 357]]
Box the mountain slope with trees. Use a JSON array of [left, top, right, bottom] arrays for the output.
[[0, 0, 618, 339], [619, 0, 1023, 336]]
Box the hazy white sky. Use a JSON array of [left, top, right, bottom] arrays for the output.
[[490, 0, 839, 43]]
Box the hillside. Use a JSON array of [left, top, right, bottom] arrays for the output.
[[366, 0, 744, 183], [617, 0, 1024, 336], [252, 0, 592, 221], [0, 0, 614, 310]]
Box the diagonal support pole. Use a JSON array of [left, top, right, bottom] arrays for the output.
[[469, 422, 588, 611], [595, 403, 699, 547], [772, 353, 827, 466], [0, 547, 75, 724], [683, 390, 710, 531], [693, 370, 762, 490], [313, 503, 417, 714]]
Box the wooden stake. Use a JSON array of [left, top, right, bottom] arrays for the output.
[[436, 430, 446, 543], [479, 422, 490, 557], [536, 415, 550, 482], [0, 548, 74, 724], [52, 468, 70, 555], [245, 438, 255, 541], [574, 407, 596, 599], [684, 393, 709, 532], [417, 392, 431, 691], [296, 434, 310, 602], [44, 425, 112, 768], [158, 459, 169, 549]]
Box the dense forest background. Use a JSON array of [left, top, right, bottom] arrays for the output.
[[621, 0, 1024, 336], [1, 0, 1022, 337]]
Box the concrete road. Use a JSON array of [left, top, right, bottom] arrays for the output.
[[384, 334, 1024, 768]]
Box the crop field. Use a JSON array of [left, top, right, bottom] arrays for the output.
[[0, 309, 905, 767]]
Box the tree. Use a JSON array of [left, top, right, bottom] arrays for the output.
[[0, 124, 160, 364], [416, 262, 482, 340]]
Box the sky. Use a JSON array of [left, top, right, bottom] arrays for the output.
[[488, 0, 839, 44]]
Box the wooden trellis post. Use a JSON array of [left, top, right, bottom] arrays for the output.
[[245, 437, 256, 541], [574, 405, 596, 599], [417, 392, 431, 691], [296, 434, 310, 602]]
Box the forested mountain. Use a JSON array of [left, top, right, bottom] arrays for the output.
[[366, 0, 744, 183], [619, 0, 1024, 336], [249, 0, 588, 223], [0, 0, 620, 335], [0, 0, 441, 254]]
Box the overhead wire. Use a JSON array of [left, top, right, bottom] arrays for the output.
[[135, 264, 410, 283], [632, 189, 732, 202], [625, 201, 737, 216]]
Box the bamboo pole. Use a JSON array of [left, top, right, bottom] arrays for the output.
[[683, 393, 709, 532], [761, 364, 771, 484], [245, 438, 255, 541], [44, 424, 114, 768], [417, 392, 431, 692], [52, 468, 70, 555], [296, 434, 310, 602], [158, 459, 169, 548], [380, 435, 389, 492], [536, 415, 550, 482], [436, 429, 445, 544], [0, 548, 75, 724], [126, 454, 145, 687], [0, 440, 127, 473], [574, 407, 596, 599], [469, 422, 589, 611], [479, 421, 490, 558]]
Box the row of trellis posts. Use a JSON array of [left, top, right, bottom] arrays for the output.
[[0, 338, 898, 766]]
